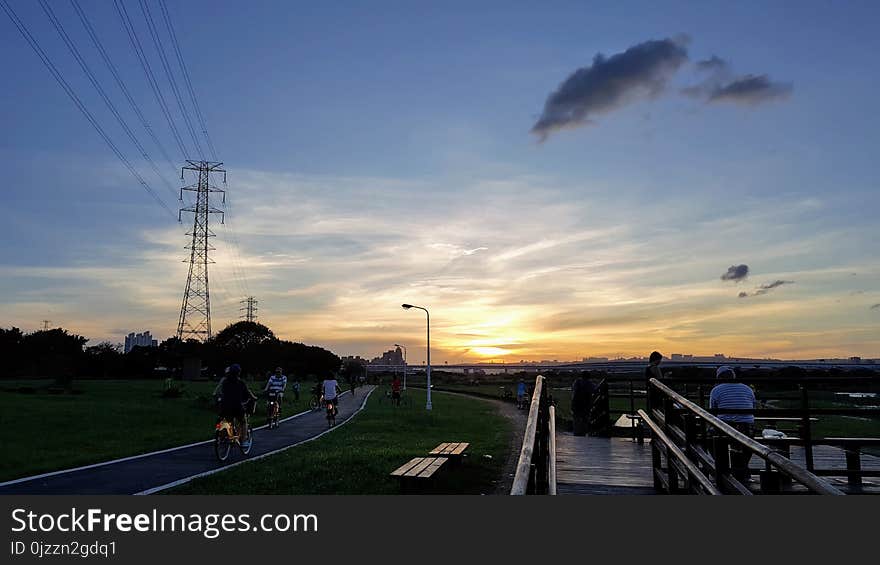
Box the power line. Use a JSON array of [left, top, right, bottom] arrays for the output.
[[1, 0, 175, 218], [157, 0, 218, 161], [138, 0, 204, 160], [38, 0, 179, 201], [69, 0, 178, 178], [113, 0, 189, 160]]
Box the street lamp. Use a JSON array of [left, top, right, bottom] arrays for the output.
[[394, 343, 407, 391], [401, 304, 431, 410]]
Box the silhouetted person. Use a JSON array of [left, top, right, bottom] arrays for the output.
[[571, 374, 595, 436]]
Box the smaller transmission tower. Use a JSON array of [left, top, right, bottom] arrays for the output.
[[41, 320, 51, 331], [240, 296, 258, 323], [177, 161, 225, 341]]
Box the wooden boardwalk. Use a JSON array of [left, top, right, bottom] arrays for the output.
[[555, 433, 656, 495], [554, 431, 880, 495]]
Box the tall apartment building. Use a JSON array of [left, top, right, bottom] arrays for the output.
[[124, 331, 158, 353]]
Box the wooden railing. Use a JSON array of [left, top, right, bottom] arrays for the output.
[[643, 378, 844, 495], [511, 375, 556, 495]]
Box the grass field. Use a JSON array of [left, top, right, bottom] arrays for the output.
[[171, 387, 512, 494], [0, 378, 316, 482]]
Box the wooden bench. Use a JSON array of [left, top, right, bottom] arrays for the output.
[[390, 457, 448, 492], [429, 442, 469, 462]]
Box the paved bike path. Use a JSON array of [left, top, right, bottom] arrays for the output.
[[0, 387, 374, 495]]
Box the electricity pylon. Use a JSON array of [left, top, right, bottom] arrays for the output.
[[240, 296, 258, 323], [176, 160, 225, 341]]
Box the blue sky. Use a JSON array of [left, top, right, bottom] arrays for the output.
[[2, 0, 878, 361]]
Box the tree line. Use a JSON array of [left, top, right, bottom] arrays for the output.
[[0, 321, 341, 382]]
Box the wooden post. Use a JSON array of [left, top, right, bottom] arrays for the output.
[[800, 385, 814, 472], [713, 435, 731, 494], [663, 395, 679, 492], [683, 414, 697, 492], [650, 432, 664, 491], [845, 448, 862, 489], [629, 380, 638, 443]]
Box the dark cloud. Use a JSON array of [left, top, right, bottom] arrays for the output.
[[738, 292, 749, 298], [871, 303, 880, 311], [721, 264, 749, 282], [707, 74, 792, 105], [754, 280, 795, 295], [531, 37, 689, 140], [684, 54, 792, 106], [695, 55, 727, 71]]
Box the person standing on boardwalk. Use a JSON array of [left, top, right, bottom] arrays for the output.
[[710, 366, 757, 482], [645, 351, 664, 383], [571, 373, 594, 436]]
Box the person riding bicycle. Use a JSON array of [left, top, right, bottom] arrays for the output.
[[263, 366, 288, 415], [214, 364, 258, 442], [516, 379, 527, 407], [322, 373, 341, 416]]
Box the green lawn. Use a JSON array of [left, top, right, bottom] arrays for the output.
[[171, 387, 512, 494], [0, 379, 313, 482]]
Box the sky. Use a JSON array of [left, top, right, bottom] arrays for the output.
[[1, 0, 878, 363]]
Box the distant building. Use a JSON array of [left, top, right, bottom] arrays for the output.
[[124, 331, 157, 353], [370, 346, 404, 366]]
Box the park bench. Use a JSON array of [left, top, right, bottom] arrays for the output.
[[390, 457, 448, 493], [429, 442, 469, 463]]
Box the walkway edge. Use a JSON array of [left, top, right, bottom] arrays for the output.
[[0, 390, 351, 488], [135, 387, 375, 495]]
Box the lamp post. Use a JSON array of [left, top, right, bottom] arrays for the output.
[[401, 304, 431, 410], [394, 343, 407, 391]]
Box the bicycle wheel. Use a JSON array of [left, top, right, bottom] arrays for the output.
[[309, 396, 319, 411], [239, 424, 254, 455], [214, 430, 231, 462]]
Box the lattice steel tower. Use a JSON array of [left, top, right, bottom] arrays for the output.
[[240, 296, 258, 323], [176, 160, 225, 341]]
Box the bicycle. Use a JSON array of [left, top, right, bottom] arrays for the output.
[[214, 399, 255, 462], [325, 397, 338, 428], [309, 393, 322, 411], [266, 391, 281, 429], [500, 386, 513, 401]]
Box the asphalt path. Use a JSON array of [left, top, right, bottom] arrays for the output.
[[0, 386, 374, 495]]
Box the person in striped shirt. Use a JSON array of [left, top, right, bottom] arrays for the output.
[[264, 367, 288, 415], [709, 366, 756, 481]]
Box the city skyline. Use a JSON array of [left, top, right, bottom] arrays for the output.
[[2, 1, 878, 363]]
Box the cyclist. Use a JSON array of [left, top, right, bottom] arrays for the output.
[[322, 373, 341, 416], [263, 366, 288, 416], [214, 364, 258, 442]]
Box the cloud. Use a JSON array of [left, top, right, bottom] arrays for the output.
[[707, 75, 792, 105], [684, 56, 792, 106], [531, 37, 689, 140], [695, 55, 727, 71], [738, 291, 749, 298], [753, 280, 795, 295], [871, 304, 880, 310], [721, 264, 749, 282]]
